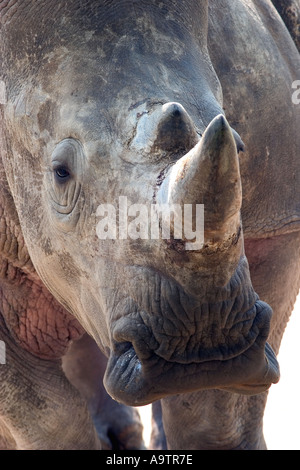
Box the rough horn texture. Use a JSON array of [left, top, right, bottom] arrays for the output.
[[158, 114, 242, 238]]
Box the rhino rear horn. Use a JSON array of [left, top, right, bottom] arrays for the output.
[[152, 102, 199, 153]]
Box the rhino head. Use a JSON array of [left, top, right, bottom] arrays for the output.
[[1, 1, 279, 406]]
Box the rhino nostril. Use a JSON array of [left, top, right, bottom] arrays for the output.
[[172, 107, 181, 117]]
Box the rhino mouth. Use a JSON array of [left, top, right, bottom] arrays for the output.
[[104, 300, 280, 407]]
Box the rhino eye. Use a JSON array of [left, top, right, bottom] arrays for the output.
[[47, 138, 84, 219], [54, 166, 71, 183]]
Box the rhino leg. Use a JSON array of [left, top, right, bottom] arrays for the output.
[[160, 390, 268, 450], [151, 391, 268, 450], [0, 314, 101, 450], [62, 334, 145, 450], [149, 400, 167, 451]]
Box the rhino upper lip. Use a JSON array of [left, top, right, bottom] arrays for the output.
[[104, 307, 279, 407], [105, 334, 278, 406], [111, 301, 259, 365]]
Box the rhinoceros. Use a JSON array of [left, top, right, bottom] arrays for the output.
[[0, 0, 299, 450]]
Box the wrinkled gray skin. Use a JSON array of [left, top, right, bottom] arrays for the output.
[[0, 0, 299, 450]]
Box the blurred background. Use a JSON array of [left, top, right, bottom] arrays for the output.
[[138, 292, 300, 450], [264, 292, 300, 450]]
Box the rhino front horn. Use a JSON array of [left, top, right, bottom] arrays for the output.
[[157, 114, 243, 242]]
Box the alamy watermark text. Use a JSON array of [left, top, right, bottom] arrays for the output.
[[96, 197, 204, 250], [292, 80, 300, 105]]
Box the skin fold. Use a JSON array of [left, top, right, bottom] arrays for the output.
[[0, 0, 299, 450]]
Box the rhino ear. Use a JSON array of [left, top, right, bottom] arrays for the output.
[[151, 102, 199, 154]]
